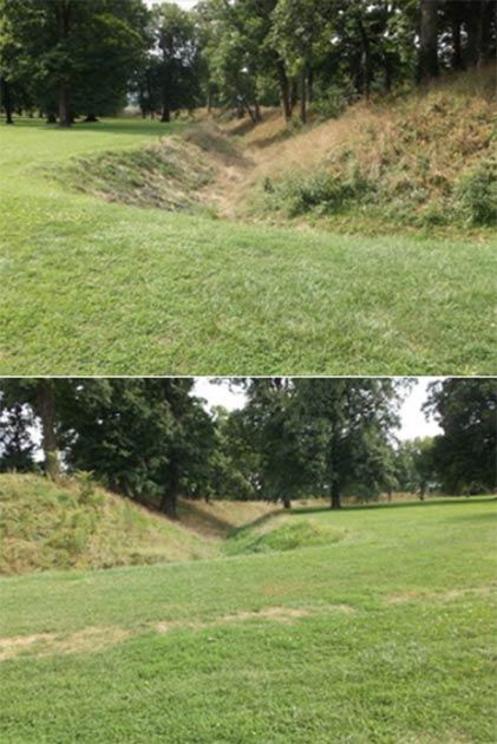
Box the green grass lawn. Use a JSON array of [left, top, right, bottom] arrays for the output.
[[1, 498, 496, 742], [1, 118, 496, 374]]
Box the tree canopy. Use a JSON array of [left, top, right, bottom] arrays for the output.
[[2, 1, 496, 125], [426, 378, 497, 494], [1, 378, 494, 516]]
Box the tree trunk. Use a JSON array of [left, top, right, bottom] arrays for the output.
[[161, 461, 179, 518], [299, 68, 307, 124], [161, 492, 178, 519], [419, 0, 439, 82], [276, 59, 291, 121], [1, 78, 14, 124], [36, 381, 60, 481], [161, 490, 177, 518], [384, 53, 393, 93], [330, 483, 341, 510], [307, 67, 314, 104], [466, 2, 485, 68], [161, 105, 170, 122], [243, 98, 257, 124], [58, 85, 71, 127], [357, 16, 372, 100], [290, 79, 298, 112], [254, 100, 262, 123], [480, 1, 494, 66], [451, 18, 464, 70], [56, 1, 72, 127]]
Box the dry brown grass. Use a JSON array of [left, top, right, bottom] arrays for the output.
[[386, 584, 497, 606], [206, 66, 497, 225], [0, 599, 360, 664]]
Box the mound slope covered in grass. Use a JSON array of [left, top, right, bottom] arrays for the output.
[[49, 137, 214, 212], [230, 67, 497, 231], [0, 473, 215, 574], [47, 123, 245, 213], [225, 513, 346, 555]]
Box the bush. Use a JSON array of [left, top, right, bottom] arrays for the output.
[[74, 470, 103, 507], [265, 166, 375, 217], [457, 161, 497, 225], [312, 85, 350, 120]]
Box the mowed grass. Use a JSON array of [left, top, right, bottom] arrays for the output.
[[1, 498, 496, 742], [1, 118, 496, 374]]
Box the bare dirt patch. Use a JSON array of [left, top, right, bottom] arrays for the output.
[[0, 633, 54, 662], [155, 603, 355, 636], [0, 626, 132, 663], [386, 585, 496, 606], [0, 602, 356, 663]]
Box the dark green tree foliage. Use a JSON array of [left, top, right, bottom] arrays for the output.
[[2, 1, 497, 126], [239, 379, 318, 508], [0, 379, 216, 518], [394, 437, 438, 498], [60, 379, 215, 518], [207, 406, 260, 501], [0, 379, 74, 479], [426, 379, 497, 495], [150, 2, 202, 122], [0, 0, 147, 125], [292, 378, 401, 508], [235, 378, 402, 509], [197, 0, 497, 123], [0, 397, 36, 473]]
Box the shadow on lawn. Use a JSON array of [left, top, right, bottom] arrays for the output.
[[6, 117, 184, 137], [291, 496, 496, 516]]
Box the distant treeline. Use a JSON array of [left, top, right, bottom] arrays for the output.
[[0, 379, 495, 518], [1, 1, 496, 127]]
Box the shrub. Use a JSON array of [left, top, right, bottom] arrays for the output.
[[312, 85, 350, 120], [266, 166, 375, 217], [457, 161, 497, 226], [74, 470, 103, 507]]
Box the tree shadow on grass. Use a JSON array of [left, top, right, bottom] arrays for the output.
[[6, 117, 184, 138], [290, 496, 496, 516]]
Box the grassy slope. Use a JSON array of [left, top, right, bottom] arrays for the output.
[[0, 498, 496, 742], [0, 473, 216, 574], [232, 67, 497, 230], [1, 115, 496, 375], [0, 473, 282, 574]]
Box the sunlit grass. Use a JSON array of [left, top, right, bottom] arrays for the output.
[[1, 117, 496, 374], [1, 497, 495, 742]]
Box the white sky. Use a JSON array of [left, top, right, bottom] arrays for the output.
[[145, 0, 197, 8], [193, 377, 442, 442]]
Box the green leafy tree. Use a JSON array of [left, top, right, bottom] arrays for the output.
[[0, 0, 148, 126], [151, 2, 202, 122], [59, 379, 215, 519], [0, 379, 75, 479], [293, 378, 402, 508], [394, 437, 437, 498], [0, 397, 36, 472], [426, 379, 497, 495], [207, 406, 260, 501]]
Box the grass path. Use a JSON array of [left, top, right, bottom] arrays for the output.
[[1, 118, 496, 374], [1, 499, 496, 742]]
